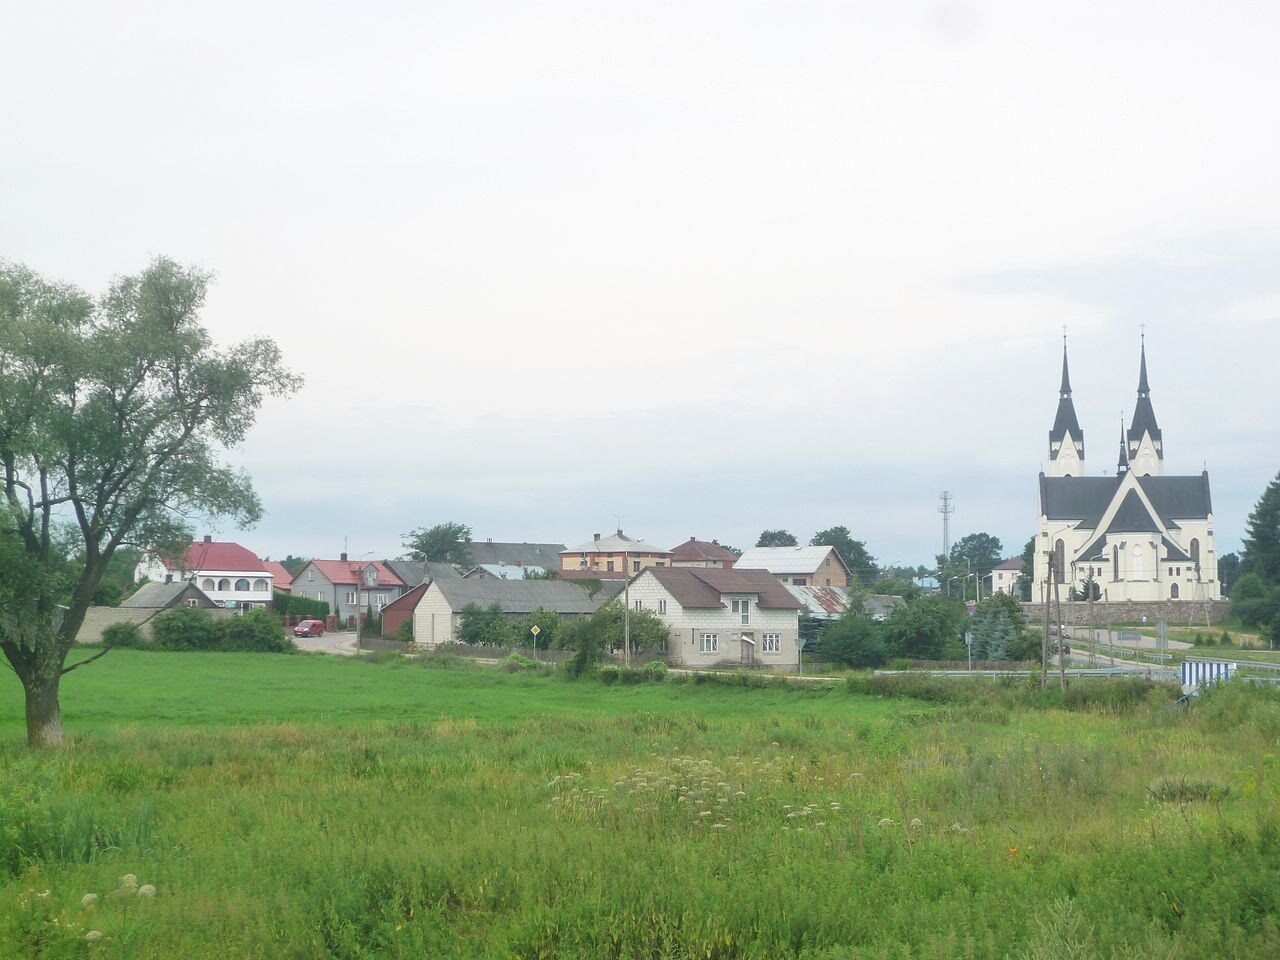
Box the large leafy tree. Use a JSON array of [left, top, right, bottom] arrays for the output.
[[1242, 471, 1280, 583], [810, 526, 878, 586], [938, 532, 1004, 600], [756, 529, 798, 547], [1, 258, 296, 746], [402, 521, 473, 565]]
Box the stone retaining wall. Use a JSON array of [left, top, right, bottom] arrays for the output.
[[1020, 599, 1232, 626]]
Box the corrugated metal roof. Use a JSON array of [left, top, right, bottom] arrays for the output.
[[121, 582, 214, 609], [564, 531, 670, 555], [786, 585, 850, 618], [466, 542, 566, 568], [431, 579, 607, 615], [734, 546, 844, 576]]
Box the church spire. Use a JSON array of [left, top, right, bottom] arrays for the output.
[[1048, 335, 1085, 476], [1127, 331, 1164, 476], [1116, 415, 1129, 476]]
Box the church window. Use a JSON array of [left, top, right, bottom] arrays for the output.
[[1054, 540, 1065, 582], [1112, 546, 1119, 578], [1170, 583, 1179, 599], [1190, 539, 1200, 568]]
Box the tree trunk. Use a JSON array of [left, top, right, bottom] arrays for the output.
[[24, 673, 65, 748]]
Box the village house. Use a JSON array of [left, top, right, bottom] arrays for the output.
[[559, 530, 671, 580], [74, 581, 224, 644], [990, 557, 1024, 596], [669, 537, 739, 569], [627, 567, 803, 671], [135, 536, 274, 610], [410, 579, 611, 647], [292, 554, 407, 624], [734, 545, 850, 589]]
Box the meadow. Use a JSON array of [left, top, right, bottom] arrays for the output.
[[2, 650, 1279, 959]]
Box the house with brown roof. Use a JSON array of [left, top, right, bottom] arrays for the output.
[[669, 537, 738, 569], [292, 554, 407, 625], [627, 567, 803, 671], [990, 557, 1025, 596]]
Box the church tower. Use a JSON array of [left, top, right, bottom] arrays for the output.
[[1048, 339, 1085, 477], [1127, 336, 1164, 477], [1115, 417, 1129, 476]]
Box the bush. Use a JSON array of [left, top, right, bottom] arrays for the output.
[[274, 591, 328, 620], [501, 653, 539, 673], [643, 659, 668, 678], [102, 621, 146, 648], [151, 606, 219, 650], [1221, 630, 1233, 646], [217, 608, 294, 653], [397, 618, 413, 642]]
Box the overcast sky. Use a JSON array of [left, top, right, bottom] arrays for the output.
[[4, 1, 1278, 568]]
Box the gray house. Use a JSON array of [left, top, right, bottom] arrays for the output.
[[411, 578, 608, 647], [292, 556, 409, 625]]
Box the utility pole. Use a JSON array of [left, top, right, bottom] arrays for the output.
[[1042, 551, 1052, 690], [622, 548, 630, 666], [1053, 564, 1066, 691]]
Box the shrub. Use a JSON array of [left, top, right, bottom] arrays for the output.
[[501, 653, 539, 673], [151, 606, 219, 650], [274, 591, 328, 620], [599, 665, 620, 685], [102, 621, 146, 648], [642, 659, 668, 678], [1221, 630, 1233, 646], [396, 618, 413, 642], [217, 608, 294, 653]]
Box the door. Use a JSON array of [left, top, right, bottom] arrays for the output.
[[740, 632, 755, 665]]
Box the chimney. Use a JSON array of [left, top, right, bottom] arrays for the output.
[[487, 538, 493, 543], [617, 528, 624, 537], [594, 533, 601, 542], [203, 535, 212, 544], [340, 552, 348, 562]]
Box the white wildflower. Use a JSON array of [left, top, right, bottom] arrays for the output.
[[86, 930, 104, 942], [878, 818, 894, 827], [119, 874, 138, 890], [81, 893, 99, 907], [138, 884, 156, 897], [910, 818, 923, 829]]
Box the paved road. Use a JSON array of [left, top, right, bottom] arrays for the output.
[[291, 631, 361, 656]]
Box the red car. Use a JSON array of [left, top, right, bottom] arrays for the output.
[[294, 619, 325, 638]]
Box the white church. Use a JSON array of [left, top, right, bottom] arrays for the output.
[[1033, 339, 1220, 603]]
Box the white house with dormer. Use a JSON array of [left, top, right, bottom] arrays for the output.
[[626, 567, 803, 671]]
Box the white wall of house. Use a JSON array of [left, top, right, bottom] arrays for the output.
[[191, 569, 273, 608], [991, 568, 1020, 595], [627, 574, 800, 670], [412, 583, 461, 647]]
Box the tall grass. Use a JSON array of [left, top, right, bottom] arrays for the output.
[[2, 652, 1278, 957]]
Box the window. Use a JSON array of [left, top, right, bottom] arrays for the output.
[[792, 577, 807, 586], [762, 634, 781, 653], [218, 578, 231, 591], [202, 578, 215, 590], [698, 633, 718, 654], [186, 599, 200, 608], [345, 591, 356, 605], [634, 600, 642, 612], [632, 559, 641, 572], [1190, 538, 1200, 567], [365, 567, 378, 585], [234, 578, 250, 591], [316, 592, 325, 602], [825, 579, 831, 586], [307, 568, 314, 581], [1054, 540, 1065, 582], [1170, 583, 1180, 599], [253, 578, 268, 592], [374, 594, 387, 609], [731, 598, 750, 625], [655, 561, 665, 567], [606, 560, 615, 572], [659, 599, 667, 614]]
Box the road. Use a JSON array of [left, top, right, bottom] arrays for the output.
[[291, 630, 361, 656]]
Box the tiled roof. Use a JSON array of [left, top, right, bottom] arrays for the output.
[[121, 582, 214, 609], [643, 567, 803, 610], [669, 538, 739, 563], [261, 561, 293, 590], [308, 560, 405, 588], [466, 542, 566, 568], [171, 540, 268, 574], [993, 557, 1025, 572]]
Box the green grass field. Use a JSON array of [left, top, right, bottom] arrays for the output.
[[3, 650, 1279, 958]]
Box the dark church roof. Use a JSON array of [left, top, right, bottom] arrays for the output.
[[1040, 473, 1212, 526]]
